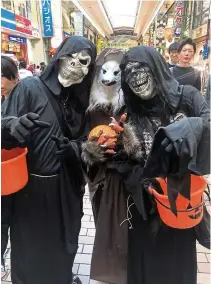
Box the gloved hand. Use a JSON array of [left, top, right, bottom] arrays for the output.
[[81, 129, 118, 166], [109, 113, 144, 162], [161, 137, 184, 174], [51, 135, 78, 159], [9, 113, 50, 144]]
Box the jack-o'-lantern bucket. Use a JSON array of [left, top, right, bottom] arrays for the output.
[[1, 148, 28, 195], [148, 175, 207, 229]]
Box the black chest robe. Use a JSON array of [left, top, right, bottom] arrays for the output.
[[1, 36, 96, 284]]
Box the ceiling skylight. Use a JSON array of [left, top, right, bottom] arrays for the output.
[[102, 0, 140, 29]]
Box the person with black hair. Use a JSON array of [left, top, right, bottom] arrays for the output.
[[168, 42, 179, 68], [1, 36, 97, 284], [170, 38, 201, 91], [40, 61, 46, 74], [19, 60, 33, 79], [1, 55, 19, 101], [1, 55, 19, 269]]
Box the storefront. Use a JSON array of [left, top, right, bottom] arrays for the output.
[[1, 32, 28, 62], [1, 8, 35, 64], [192, 23, 208, 62]]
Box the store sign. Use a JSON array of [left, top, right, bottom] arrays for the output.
[[102, 42, 137, 49], [113, 29, 134, 36], [41, 0, 53, 37], [1, 8, 16, 31], [1, 8, 32, 36], [174, 1, 184, 38], [8, 35, 26, 44], [15, 14, 32, 35]]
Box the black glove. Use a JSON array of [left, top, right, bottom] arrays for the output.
[[51, 135, 78, 159], [161, 137, 183, 174], [9, 113, 50, 144]]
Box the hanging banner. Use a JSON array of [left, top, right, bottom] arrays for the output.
[[174, 1, 184, 39], [41, 0, 53, 37], [156, 16, 167, 46]]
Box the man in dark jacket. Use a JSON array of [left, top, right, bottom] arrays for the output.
[[167, 42, 179, 68], [170, 38, 202, 91], [82, 46, 210, 284], [1, 36, 96, 284]]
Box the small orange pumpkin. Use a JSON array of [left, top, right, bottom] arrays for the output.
[[88, 125, 117, 143]]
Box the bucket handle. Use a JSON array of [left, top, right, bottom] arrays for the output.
[[151, 193, 204, 213], [204, 184, 211, 204]]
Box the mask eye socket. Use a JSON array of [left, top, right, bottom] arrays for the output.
[[113, 70, 120, 76], [103, 69, 106, 74], [79, 59, 88, 65]]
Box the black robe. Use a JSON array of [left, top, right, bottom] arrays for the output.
[[86, 46, 210, 284], [1, 36, 96, 284], [119, 46, 210, 284]]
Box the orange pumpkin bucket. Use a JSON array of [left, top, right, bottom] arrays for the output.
[[1, 148, 28, 195], [148, 175, 207, 229]]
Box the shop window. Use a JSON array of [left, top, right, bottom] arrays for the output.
[[2, 0, 12, 11], [192, 1, 209, 29], [14, 0, 27, 18], [25, 0, 31, 19], [192, 1, 203, 29]]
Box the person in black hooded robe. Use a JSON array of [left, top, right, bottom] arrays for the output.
[[82, 46, 210, 284], [1, 36, 96, 284]]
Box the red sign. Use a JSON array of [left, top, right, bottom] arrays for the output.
[[15, 14, 32, 35]]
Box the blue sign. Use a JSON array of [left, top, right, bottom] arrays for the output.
[[41, 0, 53, 37], [8, 35, 26, 44], [1, 8, 16, 31]]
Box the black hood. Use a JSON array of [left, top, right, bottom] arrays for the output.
[[120, 46, 180, 115], [40, 36, 97, 102]]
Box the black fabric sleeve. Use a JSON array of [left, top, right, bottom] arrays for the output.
[[1, 79, 31, 149], [192, 88, 210, 120], [181, 85, 210, 121], [195, 70, 202, 92]]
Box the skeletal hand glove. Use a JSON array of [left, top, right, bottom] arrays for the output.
[[9, 112, 50, 144], [109, 113, 144, 162], [51, 135, 77, 159], [81, 129, 118, 166]]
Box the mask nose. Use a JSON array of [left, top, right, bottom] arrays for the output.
[[102, 80, 110, 85], [70, 62, 75, 66]]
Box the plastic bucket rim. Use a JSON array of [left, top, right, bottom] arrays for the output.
[[149, 185, 206, 200], [152, 192, 204, 213], [1, 148, 28, 165]]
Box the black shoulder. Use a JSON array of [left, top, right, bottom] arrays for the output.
[[181, 85, 210, 119]]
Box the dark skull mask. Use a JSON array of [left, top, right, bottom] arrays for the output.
[[125, 62, 156, 100], [58, 50, 91, 87]]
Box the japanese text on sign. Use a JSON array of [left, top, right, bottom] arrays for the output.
[[174, 1, 184, 38], [41, 0, 53, 37]]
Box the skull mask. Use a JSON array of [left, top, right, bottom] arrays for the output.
[[58, 50, 91, 87], [125, 62, 156, 100]]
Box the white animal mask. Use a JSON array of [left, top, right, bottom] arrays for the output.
[[100, 60, 121, 86], [58, 50, 91, 87]]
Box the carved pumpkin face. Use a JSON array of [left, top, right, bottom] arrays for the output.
[[149, 176, 206, 229], [187, 203, 203, 220], [88, 125, 117, 144]]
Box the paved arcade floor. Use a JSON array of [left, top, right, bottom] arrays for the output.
[[2, 186, 211, 284]]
